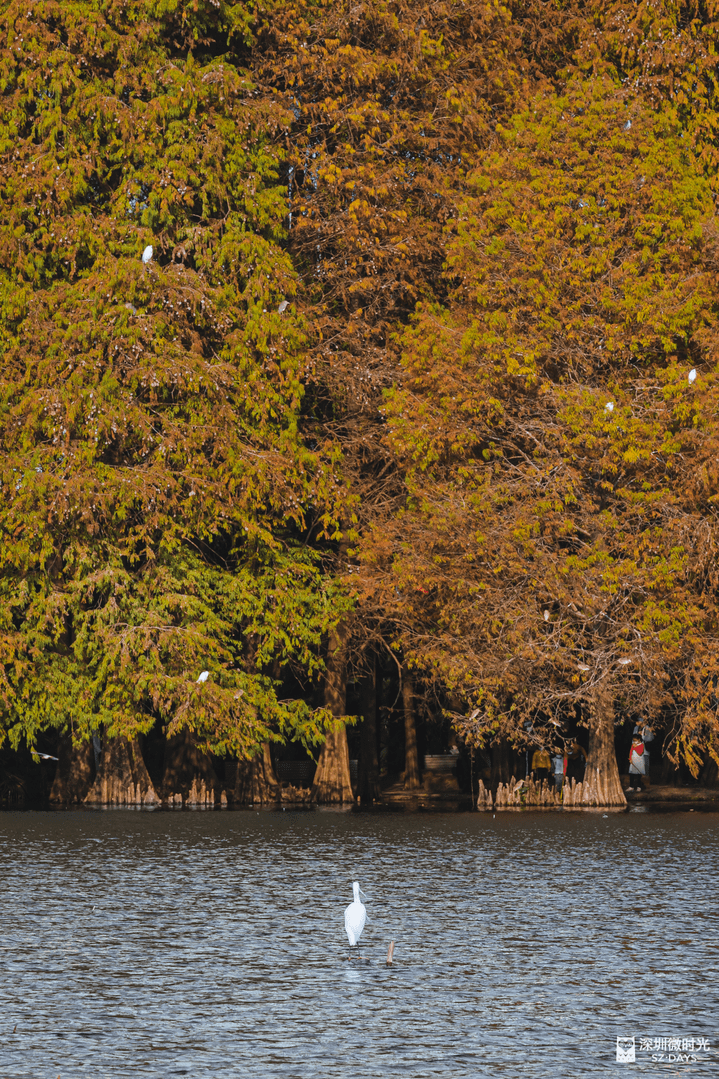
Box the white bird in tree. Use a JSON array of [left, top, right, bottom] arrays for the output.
[[142, 245, 153, 263], [344, 881, 368, 959], [277, 299, 290, 314], [688, 368, 697, 384], [196, 671, 209, 683]]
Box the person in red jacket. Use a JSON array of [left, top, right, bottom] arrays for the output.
[[628, 734, 646, 790]]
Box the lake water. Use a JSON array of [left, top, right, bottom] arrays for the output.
[[0, 807, 717, 1078]]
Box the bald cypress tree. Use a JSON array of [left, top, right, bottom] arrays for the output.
[[0, 0, 347, 790], [357, 78, 719, 802]]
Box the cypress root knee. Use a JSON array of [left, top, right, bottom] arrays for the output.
[[85, 736, 159, 805], [49, 735, 95, 804], [232, 744, 281, 804]]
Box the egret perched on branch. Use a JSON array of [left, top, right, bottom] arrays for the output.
[[196, 671, 209, 683], [142, 245, 153, 264], [688, 368, 697, 384], [344, 881, 368, 960]]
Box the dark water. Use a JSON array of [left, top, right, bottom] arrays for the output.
[[0, 807, 717, 1079]]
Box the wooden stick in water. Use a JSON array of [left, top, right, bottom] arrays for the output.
[[386, 940, 395, 966]]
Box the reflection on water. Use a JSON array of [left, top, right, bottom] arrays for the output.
[[0, 808, 717, 1078]]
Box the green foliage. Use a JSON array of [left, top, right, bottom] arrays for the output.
[[0, 0, 348, 755], [574, 1, 719, 183]]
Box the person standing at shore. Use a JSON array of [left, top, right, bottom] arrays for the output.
[[531, 747, 552, 783], [566, 741, 587, 784], [552, 748, 566, 793], [632, 722, 654, 788], [628, 734, 646, 790]]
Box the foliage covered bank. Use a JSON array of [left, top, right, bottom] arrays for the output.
[[1, 0, 719, 807]]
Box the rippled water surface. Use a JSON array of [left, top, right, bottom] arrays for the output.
[[0, 807, 717, 1079]]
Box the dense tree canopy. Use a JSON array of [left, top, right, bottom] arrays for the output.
[[0, 0, 346, 758], [2, 0, 719, 795], [357, 75, 719, 772]]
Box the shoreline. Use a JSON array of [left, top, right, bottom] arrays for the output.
[[2, 784, 718, 813]]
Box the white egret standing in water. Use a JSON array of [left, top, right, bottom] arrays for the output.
[[344, 881, 368, 959]]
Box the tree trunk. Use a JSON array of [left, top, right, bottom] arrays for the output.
[[49, 734, 95, 804], [359, 653, 380, 804], [161, 727, 221, 805], [312, 725, 353, 803], [232, 744, 281, 804], [491, 738, 514, 789], [402, 664, 421, 790], [661, 753, 680, 784], [85, 736, 159, 805], [699, 755, 719, 788], [581, 683, 627, 807], [311, 625, 354, 804]]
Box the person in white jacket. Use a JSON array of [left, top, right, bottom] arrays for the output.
[[631, 722, 655, 789], [628, 734, 646, 790]]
